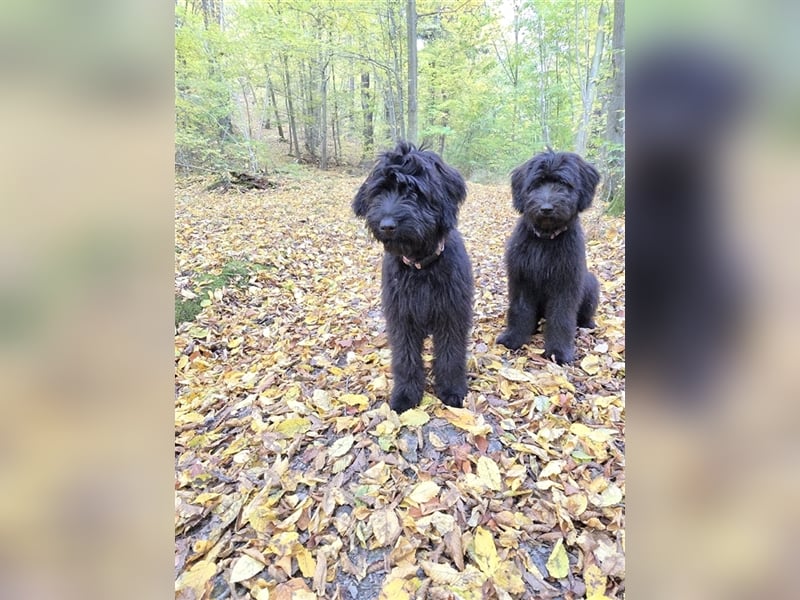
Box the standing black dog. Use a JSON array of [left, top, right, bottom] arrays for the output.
[[353, 142, 473, 413], [496, 150, 600, 364]]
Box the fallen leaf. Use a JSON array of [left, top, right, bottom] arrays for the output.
[[369, 507, 402, 547], [407, 480, 441, 504], [328, 434, 355, 458], [229, 554, 264, 583], [584, 563, 607, 597], [476, 456, 502, 491], [175, 559, 216, 595], [473, 526, 499, 576], [399, 408, 430, 427], [546, 538, 569, 579]]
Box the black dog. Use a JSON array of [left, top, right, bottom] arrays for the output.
[[497, 150, 600, 364], [353, 142, 473, 413]]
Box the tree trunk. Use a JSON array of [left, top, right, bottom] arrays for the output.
[[361, 72, 374, 156], [238, 77, 257, 172], [603, 0, 625, 210], [265, 69, 285, 141], [406, 0, 418, 144], [282, 54, 300, 156], [385, 78, 397, 141], [535, 12, 551, 147], [332, 64, 342, 164], [386, 6, 405, 140], [320, 58, 329, 170], [575, 1, 608, 155]]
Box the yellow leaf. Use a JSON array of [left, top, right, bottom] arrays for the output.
[[539, 459, 565, 479], [229, 554, 264, 583], [254, 587, 271, 600], [176, 559, 217, 593], [439, 407, 492, 436], [362, 461, 390, 484], [374, 419, 397, 437], [368, 374, 389, 392], [379, 578, 410, 600], [580, 353, 601, 374], [399, 408, 430, 427], [473, 526, 499, 576], [493, 561, 526, 594], [274, 417, 311, 436], [328, 434, 355, 458], [569, 423, 592, 437], [476, 456, 502, 491], [227, 337, 243, 349], [591, 483, 623, 507], [339, 393, 369, 408], [194, 492, 220, 505], [407, 480, 440, 504], [564, 493, 588, 517], [369, 508, 401, 547], [546, 538, 570, 579], [268, 531, 299, 556], [584, 563, 607, 597], [420, 560, 462, 585], [498, 366, 533, 382], [296, 547, 316, 578]]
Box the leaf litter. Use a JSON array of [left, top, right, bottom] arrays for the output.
[[175, 171, 625, 599]]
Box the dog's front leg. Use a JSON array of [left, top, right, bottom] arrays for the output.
[[497, 279, 538, 350], [388, 325, 426, 413], [432, 325, 469, 408], [543, 297, 578, 364]]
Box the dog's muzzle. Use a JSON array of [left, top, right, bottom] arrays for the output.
[[379, 217, 397, 238]]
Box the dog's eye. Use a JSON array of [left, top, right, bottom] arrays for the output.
[[556, 177, 571, 188]]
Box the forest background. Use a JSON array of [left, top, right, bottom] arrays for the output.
[[175, 0, 624, 211]]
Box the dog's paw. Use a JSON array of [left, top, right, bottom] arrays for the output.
[[546, 347, 575, 365], [390, 391, 421, 414], [439, 392, 465, 409], [496, 331, 525, 350]]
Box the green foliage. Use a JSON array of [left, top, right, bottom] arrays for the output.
[[175, 260, 270, 326], [175, 0, 623, 192]]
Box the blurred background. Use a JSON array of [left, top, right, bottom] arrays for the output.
[[627, 0, 800, 598]]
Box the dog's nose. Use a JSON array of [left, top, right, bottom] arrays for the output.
[[540, 204, 554, 214], [379, 218, 397, 232]]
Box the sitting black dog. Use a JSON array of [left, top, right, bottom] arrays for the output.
[[497, 150, 600, 364], [353, 142, 474, 413]]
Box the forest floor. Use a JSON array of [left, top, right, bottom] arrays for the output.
[[174, 169, 625, 600]]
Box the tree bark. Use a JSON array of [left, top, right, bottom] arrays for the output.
[[282, 54, 300, 156], [406, 0, 418, 144], [361, 72, 374, 156], [575, 1, 608, 155], [603, 0, 625, 209], [320, 58, 329, 169], [265, 69, 285, 141]]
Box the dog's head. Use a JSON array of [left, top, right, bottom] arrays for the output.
[[353, 141, 466, 257], [510, 150, 600, 235]]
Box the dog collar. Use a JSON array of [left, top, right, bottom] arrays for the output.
[[402, 239, 446, 269], [533, 225, 568, 239]]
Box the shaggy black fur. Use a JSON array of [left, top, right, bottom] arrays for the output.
[[497, 150, 600, 364], [353, 141, 474, 413]]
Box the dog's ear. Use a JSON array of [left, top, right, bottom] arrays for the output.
[[510, 160, 533, 213], [435, 161, 466, 205], [432, 160, 467, 231], [352, 181, 371, 217], [577, 160, 600, 212]]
